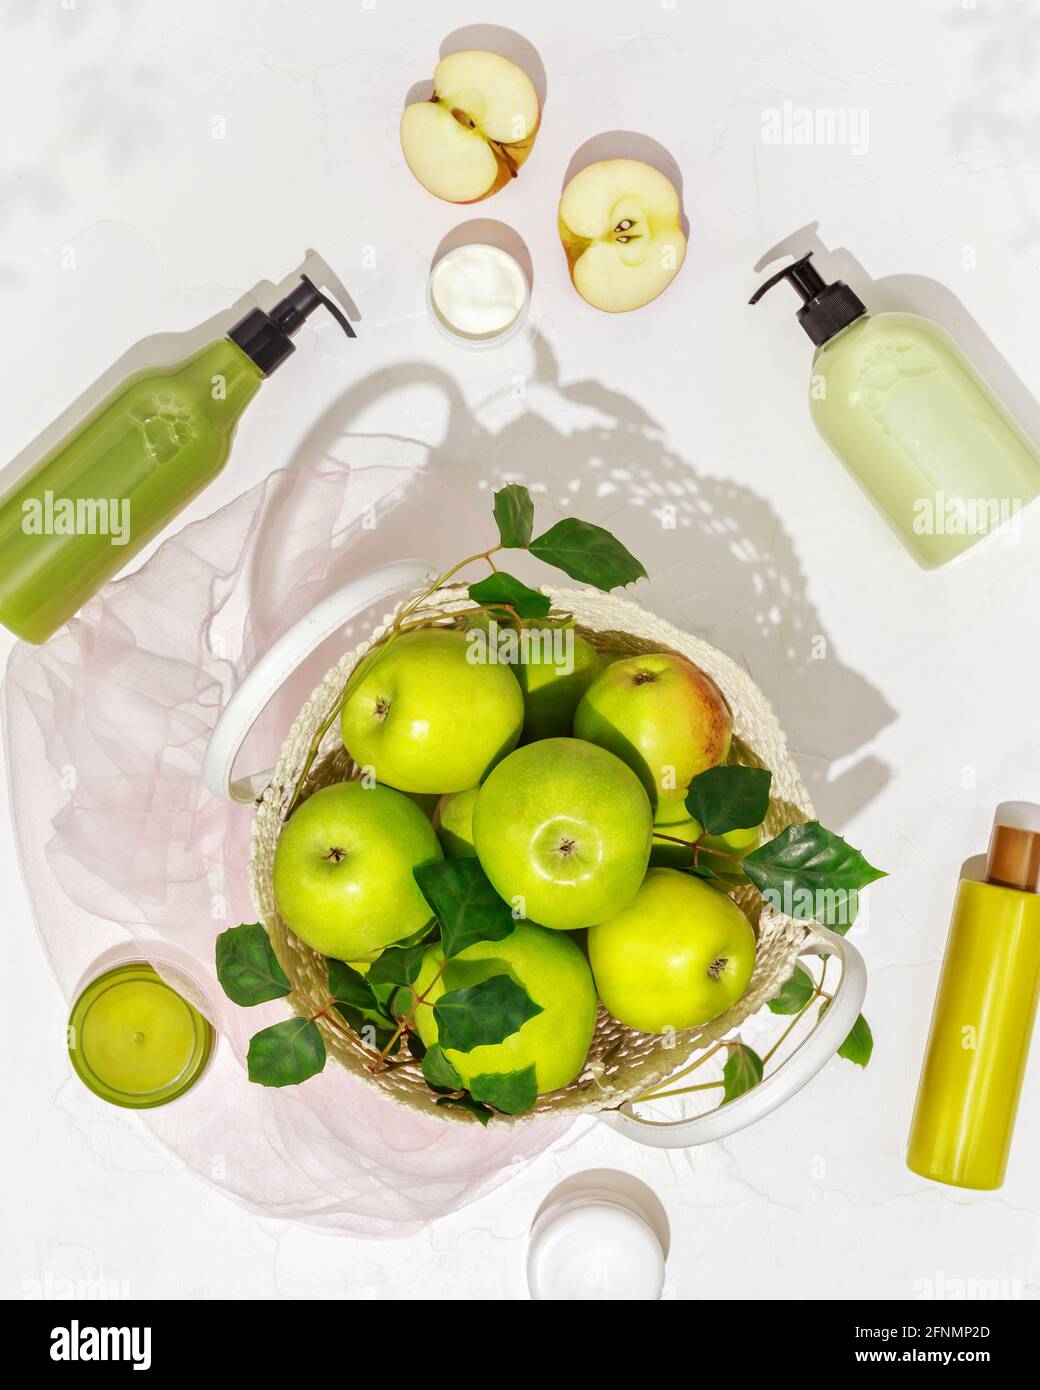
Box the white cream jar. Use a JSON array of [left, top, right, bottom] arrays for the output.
[[427, 242, 530, 348]]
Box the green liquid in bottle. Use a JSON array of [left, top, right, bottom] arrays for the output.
[[0, 339, 262, 643], [811, 313, 1040, 567]]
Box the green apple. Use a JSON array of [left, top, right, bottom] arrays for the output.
[[411, 922, 597, 1094], [473, 737, 652, 930], [574, 651, 732, 807], [649, 795, 703, 869], [340, 628, 523, 794], [433, 787, 480, 858], [401, 788, 440, 818], [589, 868, 756, 1033], [516, 627, 603, 741], [650, 799, 762, 875], [273, 781, 442, 962], [698, 822, 762, 879]]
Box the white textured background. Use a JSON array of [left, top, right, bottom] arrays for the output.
[[2, 0, 1040, 1300]]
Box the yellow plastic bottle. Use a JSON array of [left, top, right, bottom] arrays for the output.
[[907, 802, 1040, 1189]]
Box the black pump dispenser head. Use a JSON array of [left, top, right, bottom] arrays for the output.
[[749, 252, 867, 347], [229, 274, 356, 375]]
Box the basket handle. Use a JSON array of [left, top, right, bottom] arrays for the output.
[[600, 924, 867, 1149], [202, 559, 438, 804]]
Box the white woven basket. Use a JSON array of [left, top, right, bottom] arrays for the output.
[[204, 560, 866, 1149]]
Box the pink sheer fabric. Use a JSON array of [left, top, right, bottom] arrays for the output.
[[3, 462, 570, 1236]]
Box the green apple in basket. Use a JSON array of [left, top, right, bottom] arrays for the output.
[[574, 650, 732, 807], [589, 867, 757, 1033], [218, 485, 883, 1119], [408, 922, 598, 1097], [433, 786, 480, 858], [649, 794, 762, 875], [340, 627, 524, 794], [473, 737, 653, 930], [273, 781, 442, 962], [514, 623, 603, 741]]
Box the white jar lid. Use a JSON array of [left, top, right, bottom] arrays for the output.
[[527, 1197, 665, 1300]]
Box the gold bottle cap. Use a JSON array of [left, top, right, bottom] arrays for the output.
[[985, 801, 1040, 892]]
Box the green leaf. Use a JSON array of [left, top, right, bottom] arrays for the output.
[[326, 958, 378, 1012], [685, 766, 772, 837], [469, 1064, 538, 1115], [366, 942, 428, 991], [414, 858, 517, 958], [468, 572, 552, 620], [434, 974, 542, 1052], [528, 517, 647, 592], [722, 1043, 764, 1103], [742, 822, 885, 930], [493, 483, 534, 548], [215, 923, 291, 1007], [247, 1018, 326, 1087], [436, 1095, 493, 1126], [767, 961, 816, 1015], [335, 1001, 398, 1051], [421, 1044, 462, 1093], [838, 1013, 873, 1068], [324, 959, 397, 1048]]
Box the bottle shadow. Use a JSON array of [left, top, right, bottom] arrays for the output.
[[250, 336, 895, 829]]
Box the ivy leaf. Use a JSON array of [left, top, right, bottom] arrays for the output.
[[528, 517, 647, 592], [767, 961, 816, 1015], [493, 483, 534, 548], [436, 1095, 493, 1126], [469, 1064, 538, 1115], [215, 923, 291, 1007], [421, 1044, 462, 1093], [326, 958, 378, 1012], [685, 766, 772, 837], [325, 959, 397, 1047], [414, 858, 517, 958], [434, 974, 542, 1052], [742, 822, 885, 931], [722, 1042, 764, 1103], [247, 1018, 326, 1087], [366, 942, 428, 991], [468, 572, 552, 620], [837, 1013, 874, 1068]]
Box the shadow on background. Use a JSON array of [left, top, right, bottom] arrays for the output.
[[242, 333, 894, 829]]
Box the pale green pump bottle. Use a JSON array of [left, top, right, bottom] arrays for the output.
[[0, 274, 355, 643], [750, 253, 1040, 567]]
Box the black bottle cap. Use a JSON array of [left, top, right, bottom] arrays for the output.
[[748, 252, 867, 347], [229, 274, 356, 375]]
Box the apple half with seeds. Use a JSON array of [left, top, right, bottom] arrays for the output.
[[400, 50, 540, 203], [558, 157, 687, 312]]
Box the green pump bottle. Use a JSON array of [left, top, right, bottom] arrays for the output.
[[0, 274, 355, 643], [750, 253, 1040, 567]]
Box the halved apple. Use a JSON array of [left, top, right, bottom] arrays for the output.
[[400, 50, 540, 203], [558, 158, 687, 312]]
